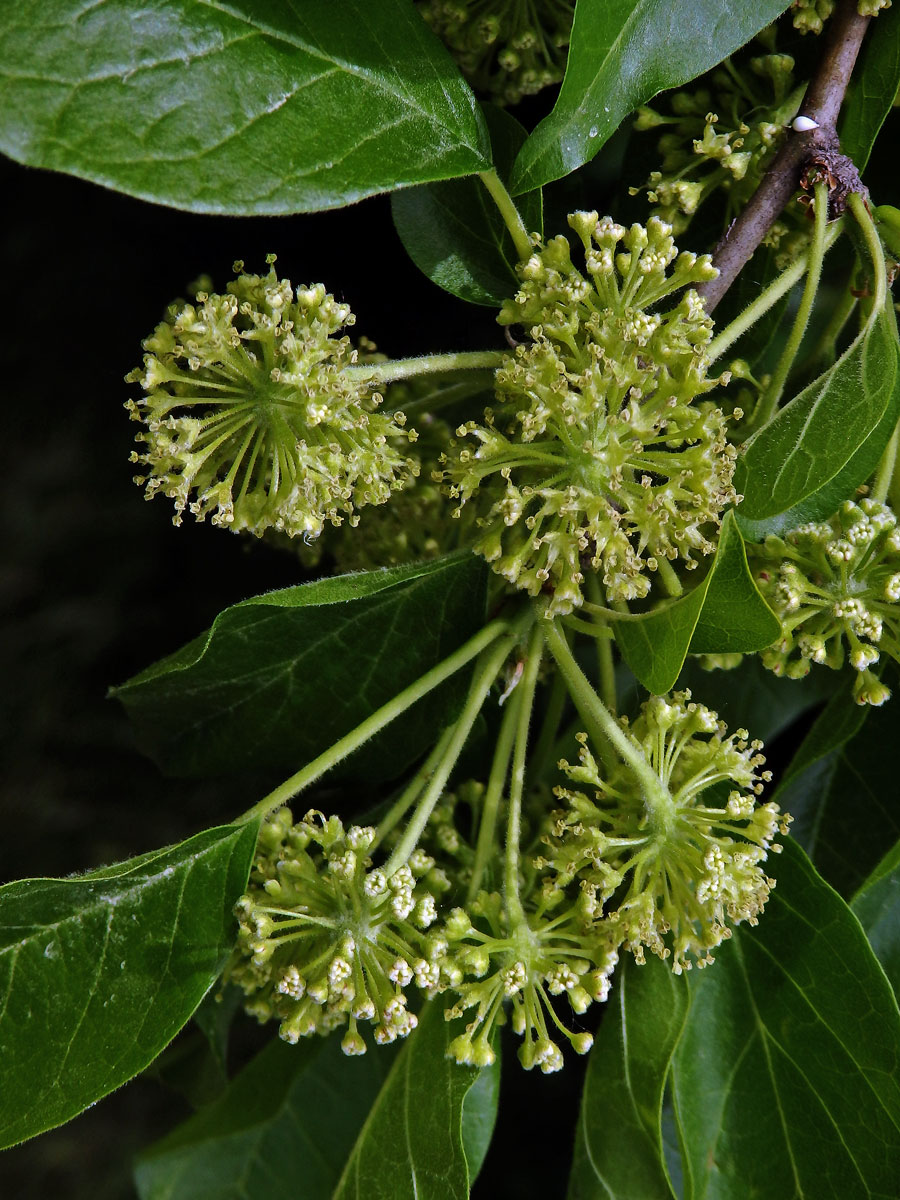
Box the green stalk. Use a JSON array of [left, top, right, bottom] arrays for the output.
[[706, 221, 841, 364], [350, 350, 505, 385], [468, 679, 523, 901], [655, 555, 684, 598], [503, 624, 544, 926], [479, 169, 533, 263], [753, 182, 829, 431], [585, 574, 617, 714], [383, 629, 519, 876], [241, 618, 511, 823], [543, 619, 671, 814]]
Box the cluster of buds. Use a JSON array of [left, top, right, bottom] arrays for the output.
[[538, 692, 786, 973], [444, 213, 737, 615], [792, 0, 890, 34], [417, 0, 574, 105], [440, 890, 616, 1072], [631, 49, 802, 234], [229, 809, 444, 1054], [126, 257, 416, 542], [748, 499, 900, 705]]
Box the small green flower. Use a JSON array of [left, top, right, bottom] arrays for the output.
[[749, 499, 900, 704], [126, 257, 416, 542], [440, 890, 614, 1072], [444, 214, 737, 615], [540, 692, 785, 973], [631, 49, 802, 234], [791, 0, 835, 35], [230, 809, 442, 1053], [417, 0, 574, 105]]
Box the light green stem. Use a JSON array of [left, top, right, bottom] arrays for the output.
[[585, 574, 617, 714], [372, 725, 457, 852], [351, 351, 505, 385], [707, 220, 841, 364], [848, 191, 888, 312], [543, 620, 671, 814], [874, 421, 900, 504], [479, 169, 533, 263], [503, 624, 544, 926], [383, 631, 518, 876], [468, 678, 522, 901], [754, 182, 830, 431], [241, 618, 511, 824], [655, 555, 683, 598]]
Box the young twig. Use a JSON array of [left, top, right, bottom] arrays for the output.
[[697, 0, 871, 313]]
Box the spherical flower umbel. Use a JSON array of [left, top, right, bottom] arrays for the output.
[[444, 214, 737, 615], [417, 0, 574, 106], [229, 808, 442, 1054], [540, 692, 786, 972], [126, 257, 416, 541], [749, 498, 900, 705]]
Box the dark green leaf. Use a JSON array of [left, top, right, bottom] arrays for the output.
[[617, 511, 778, 693], [568, 957, 689, 1200], [0, 822, 258, 1150], [689, 511, 781, 655], [392, 105, 542, 306], [776, 690, 900, 898], [333, 1002, 488, 1200], [112, 553, 487, 782], [0, 0, 490, 214], [736, 306, 900, 540], [672, 838, 900, 1200], [460, 1038, 501, 1184], [510, 0, 791, 195], [852, 839, 900, 1000], [840, 4, 900, 172], [135, 1034, 396, 1200], [677, 654, 837, 744]]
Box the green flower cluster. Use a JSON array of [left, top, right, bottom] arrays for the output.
[[126, 257, 416, 542], [631, 50, 803, 234], [791, 0, 890, 34], [230, 808, 444, 1054], [538, 692, 784, 973], [417, 0, 574, 105], [444, 213, 737, 615], [749, 499, 900, 705]]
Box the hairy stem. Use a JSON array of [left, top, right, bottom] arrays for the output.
[[753, 182, 830, 431], [241, 618, 512, 823], [468, 681, 522, 901], [352, 351, 505, 384], [504, 624, 544, 926], [384, 629, 520, 876], [479, 169, 533, 263]]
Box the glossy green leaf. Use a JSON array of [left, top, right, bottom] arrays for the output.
[[0, 0, 490, 215], [568, 957, 689, 1200], [392, 105, 542, 306], [852, 838, 900, 1000], [510, 0, 791, 195], [672, 838, 900, 1200], [775, 690, 900, 898], [840, 3, 900, 172], [616, 511, 778, 693], [333, 1003, 490, 1200], [736, 306, 900, 540], [112, 553, 487, 781], [135, 1034, 396, 1200], [0, 822, 259, 1150]]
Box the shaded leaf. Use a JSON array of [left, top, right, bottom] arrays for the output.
[[0, 822, 259, 1150], [672, 838, 900, 1200], [112, 553, 487, 782], [616, 511, 778, 693], [736, 306, 900, 540], [510, 0, 791, 195], [0, 0, 490, 214], [568, 956, 689, 1200], [135, 1034, 396, 1200], [334, 1003, 489, 1200], [840, 3, 900, 172], [852, 838, 900, 1000], [775, 689, 900, 898], [392, 104, 542, 306], [460, 1038, 501, 1184]]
